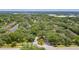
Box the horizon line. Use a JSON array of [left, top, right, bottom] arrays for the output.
[[0, 9, 79, 11]]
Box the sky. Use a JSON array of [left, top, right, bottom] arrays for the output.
[[0, 0, 79, 9], [0, 9, 79, 11]]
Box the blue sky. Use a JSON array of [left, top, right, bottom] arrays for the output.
[[0, 9, 79, 11]]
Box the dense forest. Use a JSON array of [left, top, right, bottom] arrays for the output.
[[0, 14, 79, 49]]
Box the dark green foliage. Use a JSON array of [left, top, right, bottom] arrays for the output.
[[0, 14, 79, 48], [0, 28, 6, 33], [21, 42, 45, 50], [46, 32, 65, 46], [11, 41, 17, 47], [0, 39, 5, 47], [73, 36, 79, 46]]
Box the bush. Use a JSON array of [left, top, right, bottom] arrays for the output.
[[73, 36, 79, 46], [64, 38, 72, 47], [0, 34, 12, 44], [37, 38, 45, 45], [11, 41, 17, 47], [21, 42, 45, 50], [0, 39, 5, 47], [0, 28, 6, 33], [46, 32, 64, 46]]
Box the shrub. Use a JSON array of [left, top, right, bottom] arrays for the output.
[[11, 41, 17, 47], [64, 38, 72, 47], [46, 32, 64, 46], [0, 28, 6, 33], [21, 42, 45, 50], [73, 36, 79, 46], [0, 39, 5, 47]]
